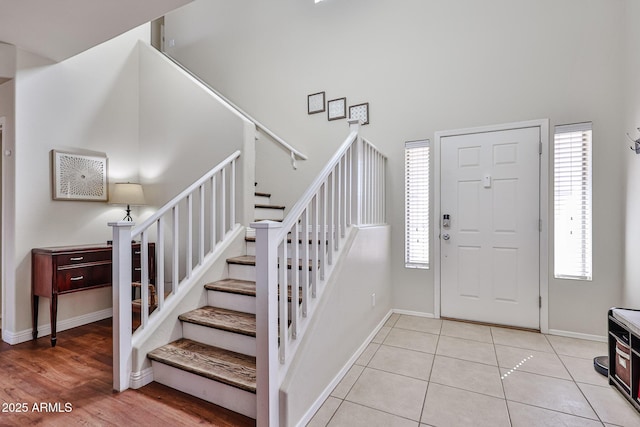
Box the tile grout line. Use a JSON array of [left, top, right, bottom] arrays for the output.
[[418, 322, 442, 424], [544, 333, 606, 425], [339, 399, 424, 425], [322, 398, 344, 427], [490, 327, 514, 427]]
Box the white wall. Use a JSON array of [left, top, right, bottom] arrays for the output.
[[623, 0, 640, 308], [165, 0, 626, 337], [0, 43, 16, 79], [9, 26, 148, 339]]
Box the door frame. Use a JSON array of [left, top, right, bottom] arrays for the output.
[[433, 119, 550, 333]]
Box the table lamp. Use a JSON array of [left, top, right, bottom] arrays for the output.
[[110, 182, 146, 221]]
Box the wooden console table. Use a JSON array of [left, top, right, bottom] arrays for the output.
[[32, 243, 155, 347]]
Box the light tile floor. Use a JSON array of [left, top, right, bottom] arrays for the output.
[[307, 314, 640, 427]]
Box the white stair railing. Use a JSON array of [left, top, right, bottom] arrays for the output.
[[110, 150, 242, 392], [252, 119, 387, 426]]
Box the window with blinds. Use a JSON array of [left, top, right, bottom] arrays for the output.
[[405, 140, 430, 269], [553, 122, 592, 280]]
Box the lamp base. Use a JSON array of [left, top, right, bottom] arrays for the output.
[[123, 204, 133, 221]]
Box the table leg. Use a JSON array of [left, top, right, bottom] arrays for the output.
[[50, 294, 57, 347], [32, 295, 39, 340]]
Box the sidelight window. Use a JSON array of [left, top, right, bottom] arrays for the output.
[[405, 140, 430, 269], [553, 122, 592, 280]]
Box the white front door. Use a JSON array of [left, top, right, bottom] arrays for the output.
[[440, 126, 540, 329]]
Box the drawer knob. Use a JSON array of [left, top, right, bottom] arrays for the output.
[[70, 276, 84, 281], [69, 257, 84, 261]]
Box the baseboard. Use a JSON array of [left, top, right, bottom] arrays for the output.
[[295, 309, 393, 427], [392, 309, 435, 318], [2, 308, 113, 345], [130, 367, 154, 389], [547, 329, 607, 343]]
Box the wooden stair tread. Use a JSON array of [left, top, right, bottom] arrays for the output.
[[253, 218, 284, 222], [227, 255, 319, 270], [148, 338, 256, 393], [254, 192, 271, 198], [205, 279, 256, 296], [254, 203, 285, 210], [179, 307, 256, 337]]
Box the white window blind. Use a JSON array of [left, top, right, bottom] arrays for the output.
[[554, 122, 592, 280], [405, 140, 430, 269]]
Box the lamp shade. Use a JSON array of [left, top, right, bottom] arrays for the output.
[[110, 183, 146, 206]]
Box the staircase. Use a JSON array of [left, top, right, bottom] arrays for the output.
[[147, 191, 285, 419], [110, 120, 386, 426]]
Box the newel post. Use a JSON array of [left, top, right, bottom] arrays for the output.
[[109, 221, 133, 392], [251, 220, 282, 427], [348, 118, 363, 226]]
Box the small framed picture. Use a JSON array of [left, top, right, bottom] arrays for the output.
[[349, 102, 370, 125], [307, 91, 326, 114], [52, 150, 108, 201], [327, 97, 347, 121]]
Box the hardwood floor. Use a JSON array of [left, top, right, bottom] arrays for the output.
[[0, 319, 256, 426]]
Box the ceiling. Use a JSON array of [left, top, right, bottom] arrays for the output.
[[0, 0, 192, 62]]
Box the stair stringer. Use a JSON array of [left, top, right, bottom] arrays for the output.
[[129, 224, 246, 388]]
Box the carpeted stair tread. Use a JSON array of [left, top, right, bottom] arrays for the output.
[[227, 255, 319, 270], [205, 279, 256, 296], [226, 255, 257, 266], [255, 203, 285, 210], [179, 307, 256, 337], [148, 338, 256, 393]]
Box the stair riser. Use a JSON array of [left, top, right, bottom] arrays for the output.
[[182, 322, 256, 357], [254, 207, 285, 221], [228, 263, 313, 284], [151, 361, 256, 419], [207, 290, 256, 314], [254, 195, 270, 205], [228, 263, 256, 282]]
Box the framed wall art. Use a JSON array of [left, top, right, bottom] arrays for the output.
[[52, 150, 108, 201], [307, 91, 326, 114], [349, 102, 370, 125], [327, 97, 347, 121]]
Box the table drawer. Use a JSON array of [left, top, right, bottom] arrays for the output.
[[56, 263, 112, 293], [56, 250, 111, 266]]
